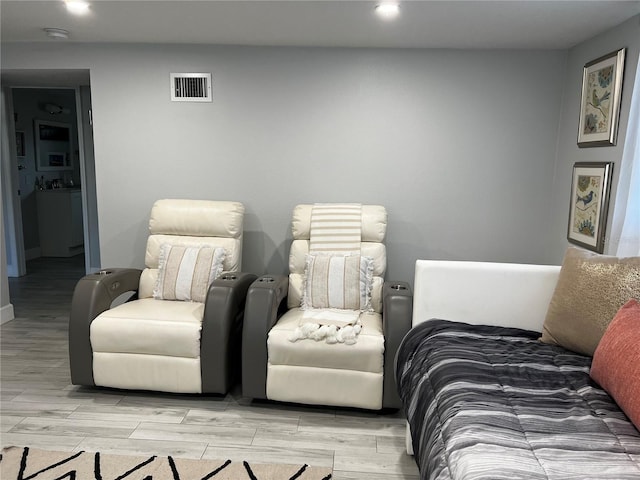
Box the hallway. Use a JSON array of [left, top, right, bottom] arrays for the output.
[[7, 255, 85, 321]]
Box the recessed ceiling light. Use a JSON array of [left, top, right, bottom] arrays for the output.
[[375, 3, 400, 19], [65, 0, 90, 15], [43, 28, 70, 39]]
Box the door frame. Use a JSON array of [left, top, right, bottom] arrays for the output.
[[1, 80, 98, 277], [1, 87, 26, 277]]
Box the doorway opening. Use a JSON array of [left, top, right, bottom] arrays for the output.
[[1, 69, 99, 321], [14, 88, 84, 268]]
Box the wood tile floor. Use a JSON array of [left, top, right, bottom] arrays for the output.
[[2, 256, 419, 479]]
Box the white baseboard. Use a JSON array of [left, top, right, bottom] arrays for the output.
[[0, 303, 15, 325], [25, 247, 42, 261]]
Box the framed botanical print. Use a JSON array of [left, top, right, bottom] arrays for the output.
[[577, 48, 625, 147], [567, 162, 613, 253]]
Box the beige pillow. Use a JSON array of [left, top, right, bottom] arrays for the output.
[[540, 246, 640, 356], [154, 244, 226, 303], [302, 254, 373, 311]]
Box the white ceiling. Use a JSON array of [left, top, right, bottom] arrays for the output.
[[1, 0, 639, 50]]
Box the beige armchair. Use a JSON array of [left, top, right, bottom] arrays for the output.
[[242, 204, 412, 410], [69, 199, 256, 394]]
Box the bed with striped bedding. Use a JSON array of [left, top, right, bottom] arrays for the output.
[[396, 319, 640, 480]]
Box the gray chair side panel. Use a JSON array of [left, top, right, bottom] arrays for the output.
[[241, 275, 289, 400], [68, 268, 142, 386], [382, 281, 413, 409], [200, 272, 257, 394]]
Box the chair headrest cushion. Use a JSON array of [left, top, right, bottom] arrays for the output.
[[149, 199, 244, 238], [291, 204, 387, 242]]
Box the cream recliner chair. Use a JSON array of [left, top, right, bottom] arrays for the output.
[[69, 199, 256, 394], [242, 204, 412, 410]]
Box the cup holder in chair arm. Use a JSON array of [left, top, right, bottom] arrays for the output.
[[382, 281, 413, 329], [83, 268, 143, 301], [212, 271, 258, 286], [208, 272, 259, 311], [384, 281, 412, 295], [251, 274, 289, 300], [71, 268, 142, 323]]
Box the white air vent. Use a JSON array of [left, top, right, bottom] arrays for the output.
[[170, 73, 212, 102]]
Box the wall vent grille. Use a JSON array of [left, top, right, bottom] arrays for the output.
[[170, 73, 212, 102]]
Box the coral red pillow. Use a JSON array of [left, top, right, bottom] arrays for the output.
[[590, 299, 640, 430]]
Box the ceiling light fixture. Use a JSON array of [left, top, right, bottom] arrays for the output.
[[43, 28, 70, 39], [65, 0, 90, 15], [44, 103, 71, 115], [375, 2, 400, 19]]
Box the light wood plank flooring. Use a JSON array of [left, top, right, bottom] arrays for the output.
[[2, 257, 419, 479]]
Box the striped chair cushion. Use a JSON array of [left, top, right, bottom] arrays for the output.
[[302, 254, 373, 311], [154, 244, 225, 303]]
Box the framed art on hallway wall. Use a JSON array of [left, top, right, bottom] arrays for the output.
[[34, 119, 72, 171], [567, 162, 613, 253], [577, 48, 625, 147]]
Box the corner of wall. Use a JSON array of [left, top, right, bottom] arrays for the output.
[[548, 14, 640, 264]]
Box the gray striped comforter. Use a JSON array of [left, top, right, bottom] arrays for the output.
[[396, 320, 640, 480]]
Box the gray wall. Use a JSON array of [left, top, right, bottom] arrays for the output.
[[549, 15, 640, 262], [1, 43, 568, 283], [95, 46, 570, 282]]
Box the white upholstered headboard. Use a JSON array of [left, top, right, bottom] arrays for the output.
[[412, 260, 561, 333]]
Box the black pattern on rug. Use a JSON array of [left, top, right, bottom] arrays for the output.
[[1, 447, 332, 480]]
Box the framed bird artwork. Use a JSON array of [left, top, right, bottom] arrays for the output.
[[577, 48, 625, 147], [567, 162, 613, 253]]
